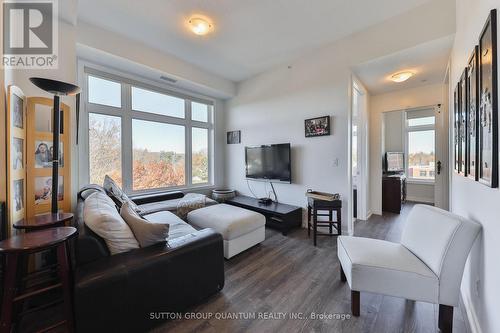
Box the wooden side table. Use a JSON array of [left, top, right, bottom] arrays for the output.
[[307, 197, 342, 246], [0, 227, 77, 333], [13, 212, 74, 232]]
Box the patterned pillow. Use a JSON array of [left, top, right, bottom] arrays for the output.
[[103, 175, 141, 212]]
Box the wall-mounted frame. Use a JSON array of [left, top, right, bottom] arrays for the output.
[[460, 69, 468, 176], [305, 115, 330, 137], [478, 9, 498, 187], [6, 86, 27, 233], [467, 46, 480, 181], [454, 84, 461, 173], [227, 130, 241, 144]]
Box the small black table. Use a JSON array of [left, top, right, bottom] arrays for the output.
[[307, 197, 342, 246], [226, 196, 302, 235]]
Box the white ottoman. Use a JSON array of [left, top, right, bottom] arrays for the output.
[[187, 204, 266, 259]]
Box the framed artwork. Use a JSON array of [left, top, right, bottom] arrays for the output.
[[35, 140, 64, 168], [478, 9, 498, 187], [305, 115, 330, 137], [227, 130, 241, 144], [454, 84, 461, 173], [467, 46, 480, 181], [34, 176, 64, 205], [460, 69, 468, 176]]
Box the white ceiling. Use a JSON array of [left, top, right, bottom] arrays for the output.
[[352, 35, 454, 95], [78, 0, 435, 82]]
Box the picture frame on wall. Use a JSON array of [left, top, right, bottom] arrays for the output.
[[478, 9, 498, 187], [305, 115, 330, 137], [467, 46, 480, 181], [227, 130, 241, 144], [454, 84, 461, 173], [460, 69, 468, 176]]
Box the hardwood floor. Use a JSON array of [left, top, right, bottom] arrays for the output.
[[153, 203, 468, 333]]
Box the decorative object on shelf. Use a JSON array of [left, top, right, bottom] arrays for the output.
[[305, 115, 330, 137], [454, 83, 461, 173], [6, 86, 27, 232], [460, 69, 468, 176], [29, 78, 81, 213], [212, 189, 236, 203], [467, 45, 480, 181], [227, 130, 241, 144], [305, 189, 340, 201], [478, 9, 498, 187]]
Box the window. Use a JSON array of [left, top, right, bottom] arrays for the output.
[[84, 69, 213, 193], [406, 109, 435, 182]]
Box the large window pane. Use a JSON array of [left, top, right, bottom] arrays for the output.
[[132, 87, 185, 118], [132, 119, 185, 190], [89, 113, 122, 186], [408, 116, 435, 127], [408, 130, 435, 180], [88, 76, 121, 108], [191, 102, 209, 122], [192, 127, 209, 184]]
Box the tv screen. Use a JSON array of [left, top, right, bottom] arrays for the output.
[[245, 144, 291, 183], [386, 152, 404, 172]]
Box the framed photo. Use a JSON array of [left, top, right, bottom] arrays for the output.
[[13, 179, 24, 212], [35, 176, 64, 205], [305, 116, 330, 137], [467, 46, 480, 181], [460, 69, 468, 176], [454, 84, 461, 173], [12, 93, 24, 129], [35, 140, 64, 168], [227, 130, 241, 144], [12, 137, 24, 170], [478, 9, 498, 187]]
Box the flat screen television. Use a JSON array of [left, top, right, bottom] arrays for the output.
[[385, 152, 404, 173], [245, 143, 291, 183]]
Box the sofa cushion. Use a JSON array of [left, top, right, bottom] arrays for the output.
[[187, 204, 265, 240], [103, 175, 140, 212], [120, 202, 169, 247], [337, 235, 438, 303], [83, 192, 140, 255], [142, 211, 197, 240]]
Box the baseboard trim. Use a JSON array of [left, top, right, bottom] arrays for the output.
[[460, 290, 482, 333]]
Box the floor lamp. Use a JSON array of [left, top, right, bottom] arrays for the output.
[[29, 78, 81, 214]]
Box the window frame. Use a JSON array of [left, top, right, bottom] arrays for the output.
[[404, 109, 436, 184], [78, 62, 215, 195]]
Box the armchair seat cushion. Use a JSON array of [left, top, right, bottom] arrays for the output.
[[337, 236, 438, 303]]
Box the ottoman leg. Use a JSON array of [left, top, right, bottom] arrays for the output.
[[351, 290, 360, 317], [340, 266, 347, 282]]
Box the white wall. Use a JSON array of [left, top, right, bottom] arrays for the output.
[[370, 84, 444, 213], [224, 0, 455, 230], [451, 1, 500, 332]]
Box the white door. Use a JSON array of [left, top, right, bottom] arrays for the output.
[[434, 85, 450, 209], [352, 80, 368, 220]]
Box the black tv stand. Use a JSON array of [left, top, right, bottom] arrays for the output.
[[226, 195, 302, 235]]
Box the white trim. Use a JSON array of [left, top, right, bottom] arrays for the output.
[[77, 60, 215, 194], [461, 289, 482, 333]]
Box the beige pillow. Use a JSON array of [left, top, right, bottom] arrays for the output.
[[120, 202, 169, 247], [83, 192, 140, 255]]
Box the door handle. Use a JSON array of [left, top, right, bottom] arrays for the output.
[[437, 161, 442, 175]]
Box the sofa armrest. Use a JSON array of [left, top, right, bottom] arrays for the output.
[[74, 228, 224, 332], [130, 191, 184, 205]]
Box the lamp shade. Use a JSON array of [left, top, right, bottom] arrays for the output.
[[29, 77, 81, 96]]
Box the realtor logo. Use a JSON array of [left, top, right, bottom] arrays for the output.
[[2, 0, 58, 69]]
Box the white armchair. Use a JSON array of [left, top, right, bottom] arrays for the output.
[[337, 204, 481, 332]]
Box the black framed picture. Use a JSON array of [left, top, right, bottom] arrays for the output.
[[467, 46, 479, 181], [460, 69, 468, 176], [305, 116, 330, 137], [478, 9, 498, 187], [227, 130, 241, 144], [454, 83, 461, 173]]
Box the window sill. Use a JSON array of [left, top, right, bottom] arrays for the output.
[[130, 184, 216, 197], [406, 179, 435, 185]]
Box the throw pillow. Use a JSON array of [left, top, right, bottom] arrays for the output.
[[83, 191, 140, 255], [120, 202, 170, 247], [103, 175, 140, 212]]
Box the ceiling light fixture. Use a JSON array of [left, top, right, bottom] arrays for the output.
[[390, 71, 415, 83], [188, 17, 213, 36]]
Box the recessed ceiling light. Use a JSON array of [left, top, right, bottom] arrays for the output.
[[188, 17, 213, 36], [390, 71, 415, 83]]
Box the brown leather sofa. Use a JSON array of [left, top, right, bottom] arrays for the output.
[[73, 185, 224, 332]]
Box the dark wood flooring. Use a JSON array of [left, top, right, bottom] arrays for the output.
[[153, 203, 469, 333]]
